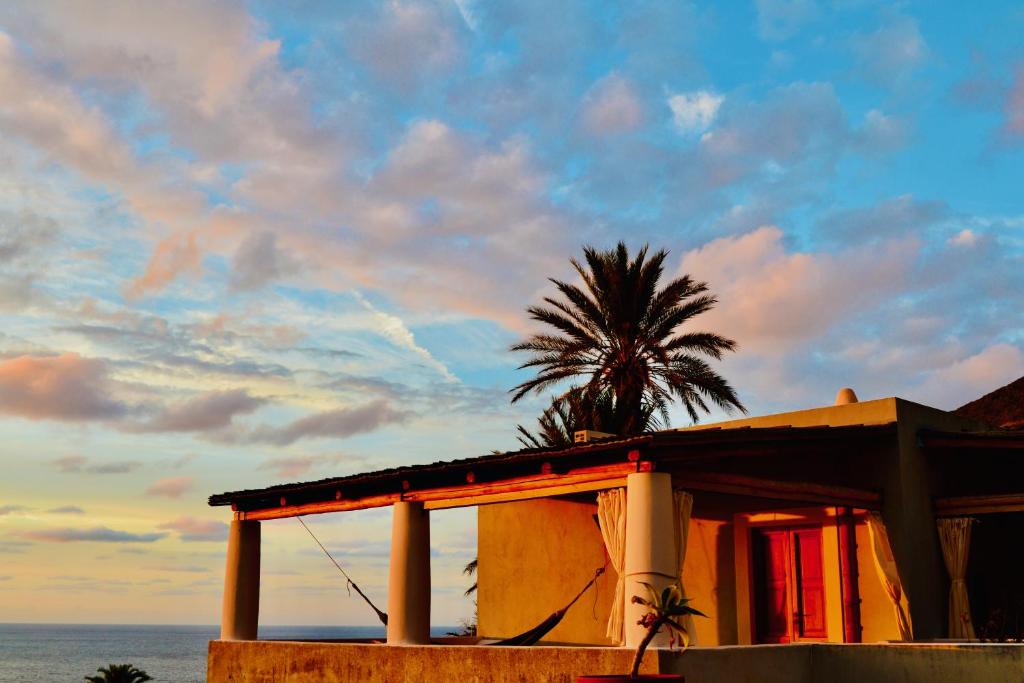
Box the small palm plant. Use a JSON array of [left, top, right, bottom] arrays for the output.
[[84, 663, 152, 683], [628, 583, 706, 679]]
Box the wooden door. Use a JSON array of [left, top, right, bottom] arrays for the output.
[[752, 526, 827, 643], [793, 528, 827, 639]]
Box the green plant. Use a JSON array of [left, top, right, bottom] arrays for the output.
[[84, 663, 152, 683], [628, 583, 706, 679]]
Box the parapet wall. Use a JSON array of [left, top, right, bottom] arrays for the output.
[[208, 641, 1024, 683]]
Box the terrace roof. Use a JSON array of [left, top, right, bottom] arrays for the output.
[[209, 422, 900, 518]]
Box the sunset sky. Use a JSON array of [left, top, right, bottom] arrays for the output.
[[1, 1, 1023, 627]]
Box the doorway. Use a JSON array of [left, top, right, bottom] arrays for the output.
[[752, 526, 828, 643]]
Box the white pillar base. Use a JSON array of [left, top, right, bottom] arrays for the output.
[[221, 519, 260, 641], [387, 501, 431, 644], [623, 472, 676, 648]]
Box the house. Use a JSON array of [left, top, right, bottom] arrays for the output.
[[206, 387, 1024, 681]]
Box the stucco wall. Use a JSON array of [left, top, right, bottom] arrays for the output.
[[682, 518, 736, 646], [478, 498, 736, 646], [477, 497, 616, 644], [209, 641, 1024, 683]]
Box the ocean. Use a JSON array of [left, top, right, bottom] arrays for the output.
[[0, 623, 456, 682]]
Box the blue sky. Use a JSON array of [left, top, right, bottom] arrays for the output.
[[0, 0, 1022, 626]]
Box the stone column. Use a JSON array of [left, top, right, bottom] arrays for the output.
[[221, 519, 260, 641], [623, 471, 677, 648], [387, 501, 431, 644]]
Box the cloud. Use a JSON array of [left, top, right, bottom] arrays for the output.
[[242, 400, 411, 447], [679, 226, 919, 352], [948, 229, 980, 248], [51, 455, 140, 475], [134, 389, 265, 433], [348, 1, 463, 91], [754, 0, 818, 41], [851, 13, 927, 87], [580, 73, 644, 135], [17, 526, 167, 543], [0, 505, 29, 516], [668, 90, 723, 135], [125, 232, 202, 299], [229, 231, 299, 291], [158, 516, 229, 542], [1005, 67, 1024, 139], [855, 109, 910, 155], [46, 506, 85, 514], [0, 210, 59, 263], [915, 344, 1024, 410], [258, 454, 346, 478], [0, 353, 126, 422], [816, 195, 947, 244], [145, 476, 195, 499]]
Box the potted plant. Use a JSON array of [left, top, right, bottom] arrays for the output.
[[578, 582, 705, 682]]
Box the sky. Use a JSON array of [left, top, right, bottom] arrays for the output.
[[0, 0, 1023, 627]]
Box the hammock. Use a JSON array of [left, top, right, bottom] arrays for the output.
[[492, 565, 606, 646], [297, 516, 389, 626], [299, 515, 605, 646]]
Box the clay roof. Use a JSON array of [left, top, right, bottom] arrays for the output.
[[954, 376, 1024, 430], [209, 422, 896, 511]]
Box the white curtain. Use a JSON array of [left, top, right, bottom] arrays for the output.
[[866, 511, 913, 640], [937, 517, 976, 640], [597, 488, 627, 645], [673, 489, 697, 645]]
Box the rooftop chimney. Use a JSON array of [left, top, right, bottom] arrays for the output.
[[574, 429, 615, 444], [834, 387, 859, 406]]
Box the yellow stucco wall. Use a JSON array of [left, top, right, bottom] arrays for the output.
[[477, 498, 736, 646], [679, 397, 899, 431], [477, 497, 616, 644], [682, 518, 736, 646]]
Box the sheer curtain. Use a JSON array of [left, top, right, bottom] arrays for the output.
[[937, 517, 976, 639], [673, 489, 697, 645], [866, 511, 912, 640], [597, 488, 627, 645]]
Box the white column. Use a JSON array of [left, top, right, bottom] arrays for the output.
[[221, 519, 260, 641], [623, 472, 676, 648], [387, 501, 431, 644]]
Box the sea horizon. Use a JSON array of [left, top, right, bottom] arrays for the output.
[[0, 622, 459, 682]]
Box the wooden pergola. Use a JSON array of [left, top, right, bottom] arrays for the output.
[[210, 423, 901, 644]]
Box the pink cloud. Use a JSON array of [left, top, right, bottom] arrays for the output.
[[158, 516, 229, 542], [125, 231, 202, 299], [145, 476, 195, 499], [679, 226, 919, 353], [0, 353, 125, 421], [581, 73, 644, 135], [1005, 67, 1024, 138], [915, 344, 1024, 410], [135, 389, 264, 433]]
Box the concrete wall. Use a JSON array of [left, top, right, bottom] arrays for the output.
[[209, 641, 1024, 683]]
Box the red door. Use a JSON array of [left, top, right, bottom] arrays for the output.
[[753, 526, 827, 643], [753, 529, 792, 643]]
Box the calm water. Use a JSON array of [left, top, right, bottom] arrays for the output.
[[0, 623, 455, 682]]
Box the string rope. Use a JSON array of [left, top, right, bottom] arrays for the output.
[[296, 516, 389, 626]]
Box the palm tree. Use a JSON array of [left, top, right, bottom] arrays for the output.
[[511, 242, 744, 433], [516, 386, 657, 449], [85, 664, 152, 683]]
